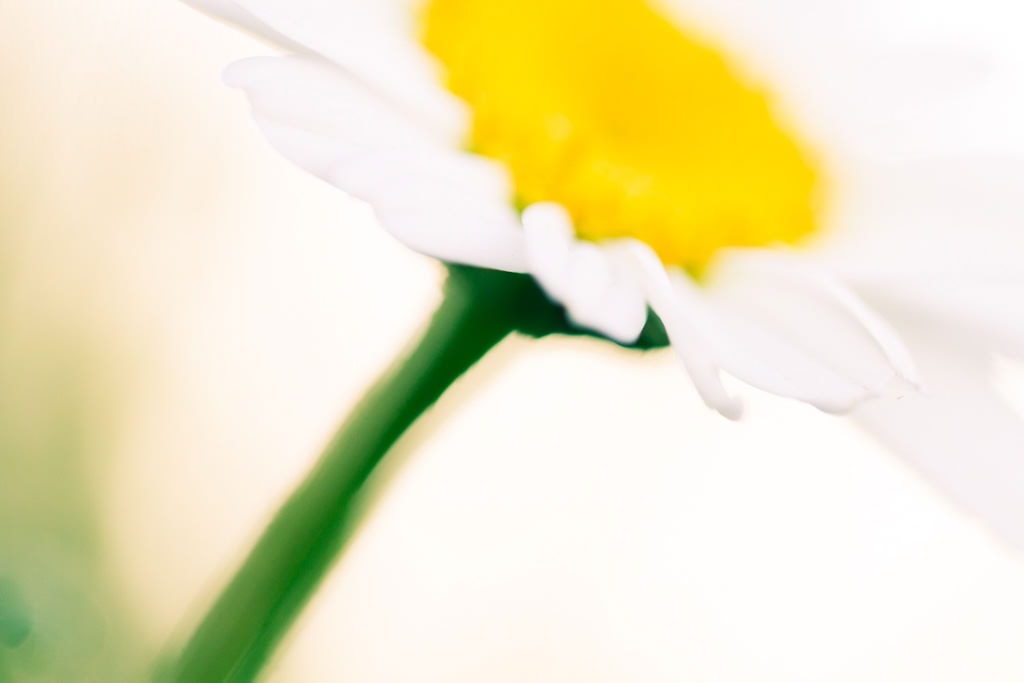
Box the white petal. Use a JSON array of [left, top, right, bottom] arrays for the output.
[[673, 275, 873, 414], [664, 0, 1024, 159], [720, 250, 922, 389], [810, 155, 1024, 361], [694, 250, 920, 412], [521, 203, 574, 301], [224, 56, 440, 165], [180, 0, 305, 52], [854, 322, 1024, 550], [562, 244, 648, 345], [230, 0, 467, 142], [199, 0, 1024, 158], [522, 204, 647, 344], [859, 278, 1024, 363], [817, 156, 1024, 281], [328, 151, 527, 273], [620, 242, 743, 419], [225, 56, 526, 271]]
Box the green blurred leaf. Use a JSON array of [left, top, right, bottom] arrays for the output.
[[0, 579, 31, 648]]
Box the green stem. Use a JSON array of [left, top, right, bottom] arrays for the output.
[[162, 268, 532, 683]]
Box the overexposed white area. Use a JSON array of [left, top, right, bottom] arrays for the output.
[[4, 0, 1024, 681]]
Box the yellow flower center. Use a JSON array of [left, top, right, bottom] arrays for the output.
[[421, 0, 822, 268]]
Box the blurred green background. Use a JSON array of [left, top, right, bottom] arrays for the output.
[[1, 9, 145, 676]]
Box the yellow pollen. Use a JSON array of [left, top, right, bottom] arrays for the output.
[[421, 0, 822, 268]]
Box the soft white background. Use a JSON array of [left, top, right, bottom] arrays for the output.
[[4, 1, 1024, 680]]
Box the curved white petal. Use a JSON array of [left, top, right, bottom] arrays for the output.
[[327, 151, 527, 273], [694, 250, 921, 413], [672, 274, 875, 414], [522, 204, 648, 345], [854, 321, 1024, 550], [520, 203, 573, 301], [857, 278, 1024, 363], [620, 242, 743, 419], [229, 0, 467, 143], [718, 250, 922, 389], [810, 155, 1024, 361], [227, 55, 526, 272], [224, 56, 441, 174]]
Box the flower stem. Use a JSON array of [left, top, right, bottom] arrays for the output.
[[161, 267, 534, 683]]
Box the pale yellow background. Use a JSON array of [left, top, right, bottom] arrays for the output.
[[2, 1, 1024, 681]]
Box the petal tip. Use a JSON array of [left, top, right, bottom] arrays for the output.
[[701, 386, 744, 421], [222, 58, 263, 89], [718, 398, 745, 421]]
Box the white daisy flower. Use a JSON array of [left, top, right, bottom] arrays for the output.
[[185, 0, 1024, 546]]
